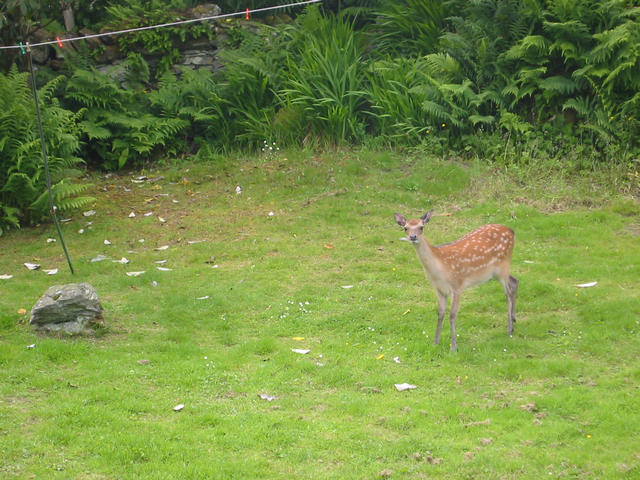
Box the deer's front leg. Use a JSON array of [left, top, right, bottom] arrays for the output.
[[434, 291, 447, 345]]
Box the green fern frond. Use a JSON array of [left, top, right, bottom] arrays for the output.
[[539, 75, 577, 94]]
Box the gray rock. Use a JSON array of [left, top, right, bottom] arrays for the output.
[[30, 283, 104, 335]]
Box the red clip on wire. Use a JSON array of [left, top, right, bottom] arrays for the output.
[[245, 8, 250, 20], [56, 37, 64, 48]]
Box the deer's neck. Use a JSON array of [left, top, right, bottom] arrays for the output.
[[413, 237, 438, 270], [413, 237, 447, 285]]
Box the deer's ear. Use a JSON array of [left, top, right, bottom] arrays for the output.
[[394, 213, 407, 227], [421, 210, 434, 224]]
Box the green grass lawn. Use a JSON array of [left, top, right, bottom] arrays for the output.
[[1, 149, 639, 479]]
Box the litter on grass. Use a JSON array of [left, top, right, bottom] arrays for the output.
[[104, 239, 112, 245], [24, 263, 40, 270], [259, 394, 275, 402], [291, 349, 311, 355], [156, 267, 173, 271], [27, 344, 36, 349], [155, 245, 169, 251], [341, 285, 354, 289], [47, 238, 56, 243], [158, 217, 166, 224], [394, 383, 417, 392], [0, 274, 13, 280], [173, 404, 185, 412], [393, 357, 401, 364], [126, 271, 145, 277], [113, 257, 130, 264], [91, 254, 108, 262], [128, 212, 136, 218], [196, 296, 210, 300], [44, 269, 58, 275], [576, 281, 598, 288], [83, 210, 96, 217], [187, 240, 205, 244]]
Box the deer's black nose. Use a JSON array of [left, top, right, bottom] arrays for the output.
[[409, 234, 417, 242]]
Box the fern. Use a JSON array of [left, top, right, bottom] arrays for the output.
[[65, 60, 191, 169], [0, 66, 92, 229]]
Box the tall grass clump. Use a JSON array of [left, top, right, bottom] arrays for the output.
[[279, 8, 368, 146]]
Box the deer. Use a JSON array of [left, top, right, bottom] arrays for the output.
[[394, 210, 518, 351]]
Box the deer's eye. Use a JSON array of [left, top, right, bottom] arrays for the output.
[[403, 227, 407, 231]]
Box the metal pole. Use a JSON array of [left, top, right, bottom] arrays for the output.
[[25, 43, 75, 274]]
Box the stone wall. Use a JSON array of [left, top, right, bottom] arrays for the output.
[[31, 4, 226, 77]]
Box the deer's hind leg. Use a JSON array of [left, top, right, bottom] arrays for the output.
[[500, 274, 518, 336], [434, 291, 447, 345]]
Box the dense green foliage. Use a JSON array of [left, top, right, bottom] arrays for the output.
[[0, 66, 93, 234], [1, 1, 640, 230]]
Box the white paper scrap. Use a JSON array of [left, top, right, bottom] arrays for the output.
[[196, 296, 210, 300], [576, 282, 598, 288], [143, 212, 153, 217], [113, 257, 130, 264], [24, 263, 40, 270], [259, 394, 275, 402], [235, 185, 243, 195], [0, 274, 13, 280], [91, 254, 108, 263], [394, 383, 417, 392], [126, 271, 146, 277], [393, 357, 401, 364], [27, 344, 36, 349], [173, 404, 185, 412], [155, 245, 169, 251], [292, 349, 311, 355], [155, 260, 167, 265], [104, 239, 112, 245], [158, 217, 166, 224], [156, 267, 173, 271], [44, 269, 58, 275], [341, 285, 354, 289], [187, 240, 204, 244], [83, 210, 96, 217], [47, 238, 57, 243], [128, 212, 136, 218]]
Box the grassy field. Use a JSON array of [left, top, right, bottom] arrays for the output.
[[1, 149, 639, 479]]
